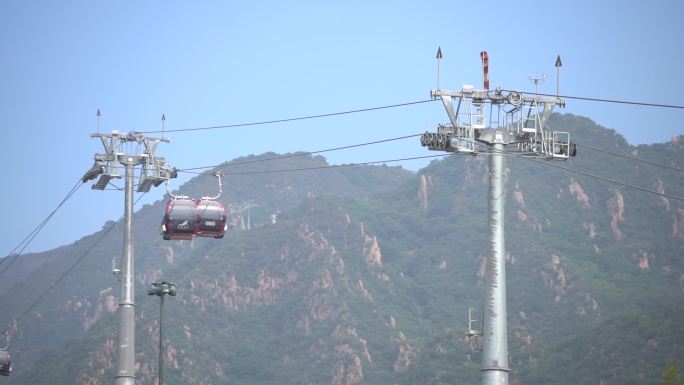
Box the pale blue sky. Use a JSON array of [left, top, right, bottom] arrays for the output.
[[1, 0, 683, 257]]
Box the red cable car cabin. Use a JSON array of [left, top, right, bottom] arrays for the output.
[[161, 198, 198, 240], [0, 350, 11, 376], [196, 199, 227, 239]]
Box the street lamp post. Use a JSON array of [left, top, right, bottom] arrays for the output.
[[148, 281, 177, 385]]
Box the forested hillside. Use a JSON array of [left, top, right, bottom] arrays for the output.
[[1, 113, 682, 385]]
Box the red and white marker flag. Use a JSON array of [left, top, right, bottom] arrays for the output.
[[480, 51, 489, 90]]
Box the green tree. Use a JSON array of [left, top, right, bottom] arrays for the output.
[[663, 359, 684, 385]]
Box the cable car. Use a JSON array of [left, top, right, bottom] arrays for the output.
[[162, 173, 226, 241], [0, 350, 11, 376], [196, 199, 227, 238], [161, 198, 198, 240]]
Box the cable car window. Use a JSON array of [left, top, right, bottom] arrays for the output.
[[198, 203, 223, 220], [170, 202, 196, 220]]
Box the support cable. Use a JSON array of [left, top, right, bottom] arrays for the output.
[[138, 91, 682, 137], [179, 154, 448, 176], [514, 155, 684, 202], [0, 179, 83, 278], [500, 89, 684, 109], [468, 141, 684, 203], [575, 142, 684, 173], [100, 133, 424, 190], [2, 194, 146, 332], [181, 133, 422, 172], [141, 99, 436, 134], [176, 140, 684, 203]]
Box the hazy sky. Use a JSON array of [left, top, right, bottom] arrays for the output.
[[1, 0, 683, 257]]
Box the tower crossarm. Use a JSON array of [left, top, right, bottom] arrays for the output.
[[423, 87, 573, 159], [85, 131, 175, 191]]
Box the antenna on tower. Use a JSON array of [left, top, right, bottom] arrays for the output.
[[96, 109, 101, 133], [436, 46, 443, 90], [161, 114, 166, 139], [555, 54, 563, 99]]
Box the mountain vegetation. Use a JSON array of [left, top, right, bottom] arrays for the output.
[[0, 113, 682, 385]]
